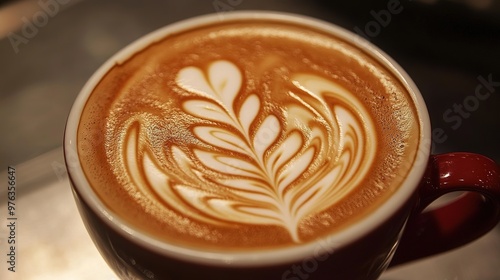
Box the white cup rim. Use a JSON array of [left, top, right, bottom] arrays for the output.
[[64, 10, 432, 267]]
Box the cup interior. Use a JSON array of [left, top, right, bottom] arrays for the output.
[[64, 10, 432, 267]]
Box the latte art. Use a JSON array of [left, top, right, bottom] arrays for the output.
[[78, 20, 419, 249], [121, 60, 376, 242]]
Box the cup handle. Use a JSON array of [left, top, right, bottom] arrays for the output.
[[389, 152, 500, 266]]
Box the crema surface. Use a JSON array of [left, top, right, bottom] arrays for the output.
[[78, 20, 420, 250]]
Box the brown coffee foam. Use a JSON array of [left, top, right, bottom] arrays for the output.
[[78, 20, 419, 250]]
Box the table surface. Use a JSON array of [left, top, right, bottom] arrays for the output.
[[1, 0, 499, 279]]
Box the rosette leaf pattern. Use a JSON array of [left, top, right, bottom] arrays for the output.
[[123, 60, 377, 243]]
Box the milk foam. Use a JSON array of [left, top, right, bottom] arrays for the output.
[[78, 21, 419, 248], [122, 60, 377, 242]]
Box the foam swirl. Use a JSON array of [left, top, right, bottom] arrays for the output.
[[122, 60, 377, 243]]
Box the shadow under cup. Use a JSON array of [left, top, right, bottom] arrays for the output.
[[64, 11, 500, 280]]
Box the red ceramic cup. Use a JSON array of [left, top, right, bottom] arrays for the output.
[[64, 11, 500, 280]]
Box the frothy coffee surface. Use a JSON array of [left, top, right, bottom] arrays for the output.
[[78, 20, 419, 250]]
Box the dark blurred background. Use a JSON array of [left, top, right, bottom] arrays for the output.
[[1, 0, 499, 165]]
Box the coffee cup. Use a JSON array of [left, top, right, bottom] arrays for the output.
[[64, 11, 500, 280]]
